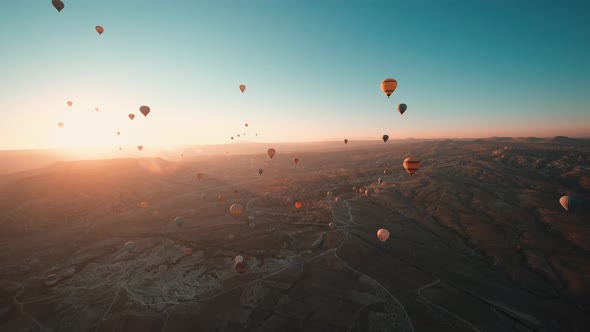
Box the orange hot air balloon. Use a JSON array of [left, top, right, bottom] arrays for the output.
[[116, 131, 120, 136], [217, 194, 226, 202], [184, 248, 193, 256], [293, 157, 299, 165], [239, 84, 246, 93], [295, 201, 302, 209], [230, 204, 244, 219], [52, 0, 65, 12], [344, 139, 349, 144], [128, 114, 135, 120], [137, 145, 143, 151], [57, 122, 64, 128], [139, 105, 150, 117], [267, 148, 276, 159], [235, 260, 248, 274], [139, 201, 149, 209], [95, 26, 104, 35], [380, 78, 397, 98], [377, 229, 390, 242], [95, 107, 100, 112], [67, 101, 73, 107], [403, 157, 421, 175], [197, 172, 203, 180]]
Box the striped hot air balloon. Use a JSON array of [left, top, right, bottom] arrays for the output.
[[380, 78, 397, 98], [403, 157, 421, 175]]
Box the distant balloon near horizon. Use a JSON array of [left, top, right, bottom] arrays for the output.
[[137, 145, 143, 151], [217, 194, 225, 202], [382, 134, 389, 143], [293, 157, 299, 165], [230, 204, 244, 219], [94, 107, 100, 112], [139, 105, 150, 117], [239, 84, 246, 93], [52, 0, 65, 12], [258, 168, 263, 175], [380, 78, 397, 98], [377, 229, 390, 242], [95, 26, 104, 35], [344, 139, 348, 144], [139, 201, 149, 209], [403, 157, 421, 175], [67, 101, 73, 107], [245, 123, 248, 127], [124, 241, 136, 252], [116, 131, 120, 136], [57, 122, 64, 128], [398, 103, 407, 115], [128, 114, 135, 120], [295, 201, 302, 209], [231, 136, 234, 140], [174, 216, 185, 227], [267, 148, 276, 159]]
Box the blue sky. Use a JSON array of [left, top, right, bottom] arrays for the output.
[[0, 0, 588, 149]]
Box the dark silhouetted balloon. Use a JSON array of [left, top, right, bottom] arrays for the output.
[[344, 139, 348, 144], [139, 105, 150, 117], [258, 168, 263, 175], [382, 134, 389, 143], [268, 148, 276, 159], [52, 0, 65, 12], [398, 103, 407, 115], [377, 229, 390, 242], [293, 158, 299, 164]]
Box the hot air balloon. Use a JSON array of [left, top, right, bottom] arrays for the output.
[[95, 107, 100, 112], [119, 147, 123, 151], [560, 196, 581, 212], [377, 229, 390, 242], [128, 114, 135, 120], [295, 201, 302, 209], [352, 187, 357, 191], [382, 135, 389, 143], [230, 204, 244, 219], [174, 216, 185, 227], [197, 173, 203, 181], [378, 178, 383, 185], [258, 168, 264, 175], [267, 148, 276, 159], [237, 134, 240, 138], [344, 139, 349, 144], [364, 189, 370, 196], [293, 158, 299, 165], [397, 103, 407, 115], [95, 26, 104, 35], [139, 201, 149, 209], [234, 255, 244, 264], [67, 101, 73, 107], [380, 78, 397, 98], [116, 131, 120, 136], [139, 105, 150, 117], [329, 222, 336, 230], [124, 241, 136, 252], [235, 260, 248, 273], [137, 145, 143, 151], [327, 191, 333, 197], [383, 169, 389, 175], [217, 194, 226, 202], [245, 123, 248, 127], [403, 157, 421, 175], [57, 122, 64, 128], [231, 136, 234, 140], [239, 84, 246, 93], [44, 274, 59, 286], [184, 248, 193, 256], [52, 0, 65, 12]]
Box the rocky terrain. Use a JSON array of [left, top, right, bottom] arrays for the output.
[[0, 138, 589, 331]]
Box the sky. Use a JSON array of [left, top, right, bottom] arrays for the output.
[[0, 0, 588, 150]]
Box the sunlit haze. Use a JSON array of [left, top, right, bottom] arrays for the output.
[[0, 1, 588, 152]]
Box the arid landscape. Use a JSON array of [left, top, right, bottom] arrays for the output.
[[0, 138, 589, 331]]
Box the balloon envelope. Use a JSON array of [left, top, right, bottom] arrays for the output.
[[344, 139, 348, 144], [230, 204, 244, 218], [267, 148, 276, 159], [116, 131, 120, 136], [96, 26, 104, 35], [67, 101, 73, 107], [174, 216, 185, 227], [128, 114, 135, 120], [398, 103, 407, 115], [295, 201, 302, 209], [137, 145, 143, 151], [380, 78, 398, 98], [403, 157, 421, 175], [52, 0, 64, 12], [218, 194, 226, 202], [382, 135, 389, 143], [560, 196, 581, 212], [234, 255, 244, 264], [258, 168, 263, 175], [293, 158, 299, 164], [124, 241, 136, 252], [239, 84, 246, 93], [139, 105, 150, 117], [57, 122, 64, 128], [377, 229, 390, 242]]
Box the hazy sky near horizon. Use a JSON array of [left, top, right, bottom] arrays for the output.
[[0, 0, 588, 150]]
